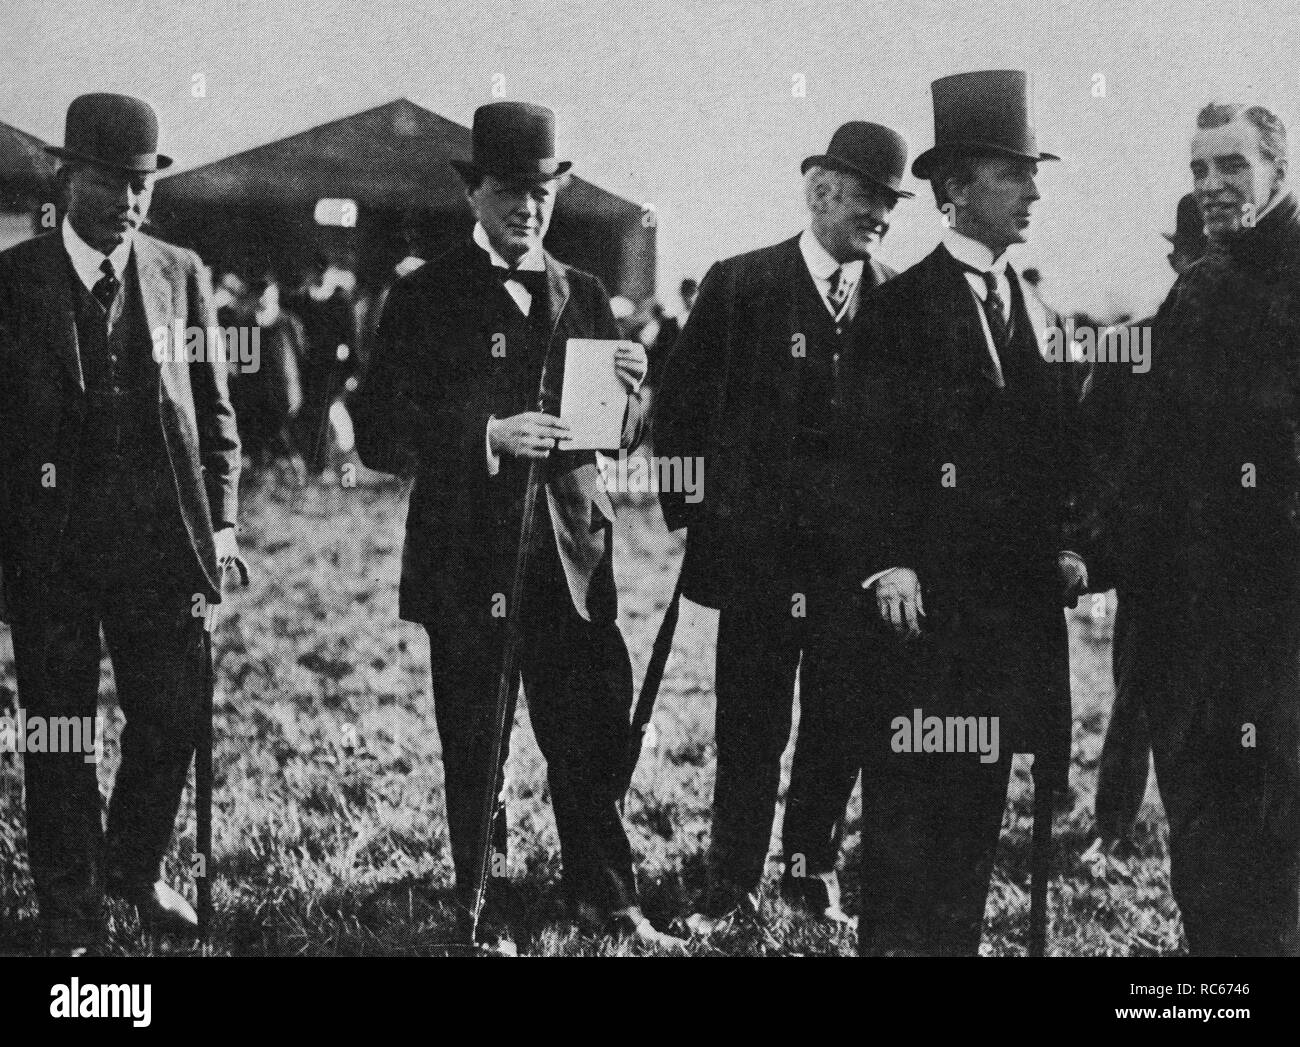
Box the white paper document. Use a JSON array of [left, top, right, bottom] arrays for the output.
[[558, 338, 631, 451]]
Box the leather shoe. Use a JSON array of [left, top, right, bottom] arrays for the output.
[[680, 889, 761, 938], [609, 906, 687, 950], [781, 871, 856, 928], [109, 880, 198, 936], [45, 944, 97, 957]]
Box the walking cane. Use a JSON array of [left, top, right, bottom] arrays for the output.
[[1028, 772, 1054, 957], [470, 455, 545, 945], [196, 554, 249, 947]]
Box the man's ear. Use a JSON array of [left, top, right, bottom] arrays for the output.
[[944, 175, 969, 211]]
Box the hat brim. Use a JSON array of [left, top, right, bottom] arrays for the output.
[[911, 142, 1058, 180], [45, 145, 172, 173], [800, 154, 914, 199], [451, 158, 572, 184]]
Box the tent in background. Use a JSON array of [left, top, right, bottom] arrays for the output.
[[0, 120, 58, 251], [150, 98, 655, 300]]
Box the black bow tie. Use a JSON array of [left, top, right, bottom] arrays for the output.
[[494, 265, 547, 298]]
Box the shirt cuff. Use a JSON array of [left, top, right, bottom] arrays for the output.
[[486, 417, 500, 476], [1058, 550, 1088, 587], [861, 567, 903, 590]]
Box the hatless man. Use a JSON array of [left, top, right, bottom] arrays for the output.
[[354, 101, 676, 952], [1102, 103, 1300, 955], [0, 94, 241, 955], [654, 122, 911, 933], [842, 71, 1091, 955]]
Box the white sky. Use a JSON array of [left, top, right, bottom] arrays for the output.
[[3, 0, 1297, 318]]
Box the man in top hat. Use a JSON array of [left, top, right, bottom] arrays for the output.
[[654, 121, 911, 933], [1097, 103, 1300, 955], [353, 101, 674, 951], [840, 71, 1092, 954], [0, 93, 241, 954]]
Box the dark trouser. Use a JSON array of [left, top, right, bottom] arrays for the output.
[[12, 569, 200, 947], [1128, 585, 1300, 956], [859, 754, 1013, 956], [424, 530, 637, 921], [703, 577, 863, 912], [1095, 593, 1153, 844], [13, 460, 202, 947], [856, 585, 1067, 956]]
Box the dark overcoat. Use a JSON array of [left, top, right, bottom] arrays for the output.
[[352, 237, 642, 628], [840, 244, 1092, 784], [653, 234, 895, 608], [0, 230, 241, 622]]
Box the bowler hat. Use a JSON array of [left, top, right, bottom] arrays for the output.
[[1163, 193, 1207, 254], [911, 70, 1057, 180], [451, 101, 571, 184], [45, 93, 172, 173], [802, 121, 914, 199]]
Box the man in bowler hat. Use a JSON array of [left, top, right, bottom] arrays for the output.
[[354, 102, 676, 951], [841, 71, 1092, 954], [0, 94, 241, 954], [654, 121, 911, 933]]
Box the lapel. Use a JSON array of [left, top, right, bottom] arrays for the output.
[[34, 232, 176, 397], [129, 235, 173, 401], [31, 234, 84, 391], [866, 256, 892, 291], [541, 249, 571, 366], [1007, 264, 1053, 357], [929, 244, 1005, 389], [790, 239, 840, 336]]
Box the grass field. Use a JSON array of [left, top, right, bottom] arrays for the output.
[[0, 452, 1185, 957]]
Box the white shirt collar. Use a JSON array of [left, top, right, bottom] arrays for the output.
[[1255, 187, 1287, 224], [473, 221, 545, 272], [942, 227, 1009, 277], [799, 227, 864, 284], [62, 218, 133, 294]]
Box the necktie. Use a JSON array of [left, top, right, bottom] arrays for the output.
[[956, 264, 1020, 384], [977, 269, 1013, 348], [495, 265, 547, 299], [825, 266, 852, 317], [93, 258, 120, 312]]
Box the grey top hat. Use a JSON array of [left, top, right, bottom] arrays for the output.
[[802, 121, 914, 199], [911, 70, 1058, 180], [451, 101, 572, 183], [45, 93, 172, 173]]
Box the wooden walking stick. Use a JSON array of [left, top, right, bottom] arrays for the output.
[[196, 555, 249, 947], [1028, 772, 1054, 957], [470, 455, 545, 944]]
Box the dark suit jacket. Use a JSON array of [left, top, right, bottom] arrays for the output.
[[653, 234, 896, 607], [841, 244, 1091, 780], [0, 230, 241, 623], [353, 237, 642, 627]]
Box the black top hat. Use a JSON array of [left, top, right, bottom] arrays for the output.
[[1163, 193, 1207, 254], [45, 93, 172, 173], [911, 70, 1057, 180], [451, 101, 572, 184], [802, 121, 914, 199]]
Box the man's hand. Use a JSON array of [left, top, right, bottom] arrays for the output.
[[615, 342, 648, 392], [1058, 551, 1088, 608], [867, 567, 925, 640], [488, 412, 570, 460]]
